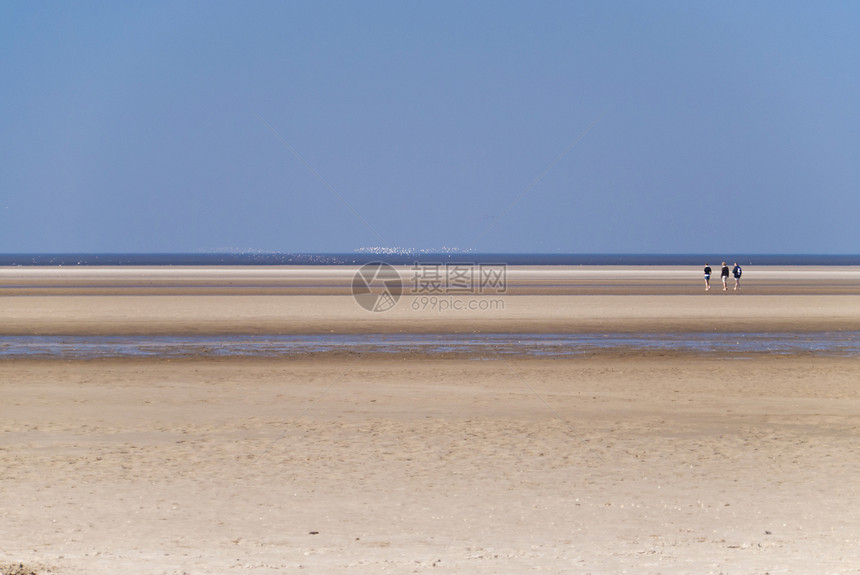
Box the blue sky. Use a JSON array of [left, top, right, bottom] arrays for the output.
[[2, 1, 858, 254]]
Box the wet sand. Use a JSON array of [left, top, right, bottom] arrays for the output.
[[1, 266, 860, 574]]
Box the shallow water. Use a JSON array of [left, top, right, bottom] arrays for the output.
[[1, 332, 858, 360]]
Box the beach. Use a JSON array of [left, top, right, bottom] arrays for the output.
[[2, 266, 860, 574], [1, 265, 859, 335]]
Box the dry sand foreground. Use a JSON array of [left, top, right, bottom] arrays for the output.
[[1, 266, 860, 574], [2, 356, 860, 574]]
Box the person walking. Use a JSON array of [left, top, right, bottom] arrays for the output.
[[703, 263, 712, 291], [732, 262, 742, 290], [721, 262, 729, 291]]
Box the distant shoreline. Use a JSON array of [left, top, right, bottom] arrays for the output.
[[2, 252, 860, 266]]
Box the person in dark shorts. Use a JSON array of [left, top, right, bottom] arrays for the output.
[[720, 262, 729, 291], [732, 262, 742, 290], [703, 263, 712, 291]]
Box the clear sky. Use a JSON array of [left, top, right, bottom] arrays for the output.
[[2, 1, 858, 254]]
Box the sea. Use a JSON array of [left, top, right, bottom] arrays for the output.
[[2, 252, 858, 360], [1, 252, 860, 266]]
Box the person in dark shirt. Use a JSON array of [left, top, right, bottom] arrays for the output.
[[703, 263, 712, 291], [732, 263, 742, 290], [720, 262, 730, 291]]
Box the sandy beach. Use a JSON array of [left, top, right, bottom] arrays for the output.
[[1, 265, 859, 335], [2, 266, 860, 574]]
